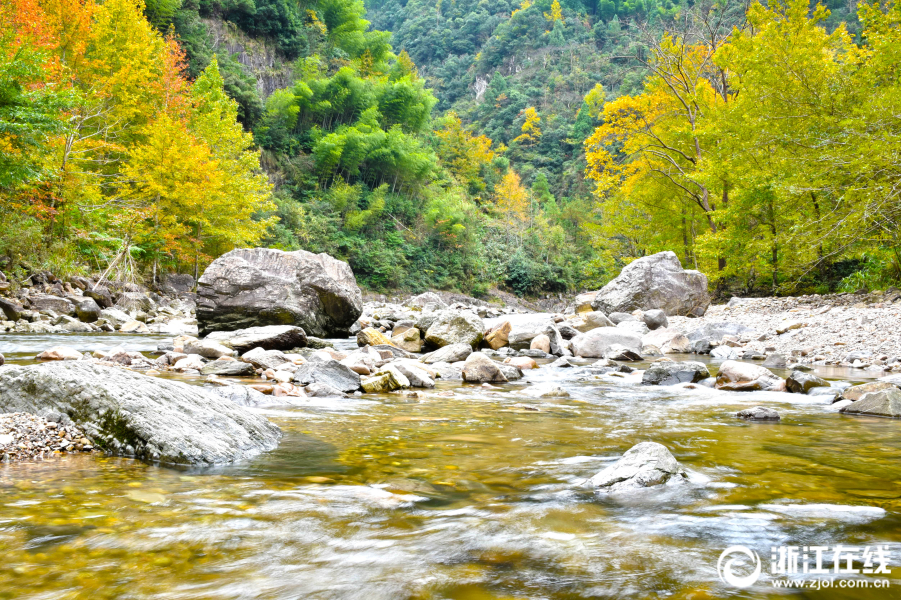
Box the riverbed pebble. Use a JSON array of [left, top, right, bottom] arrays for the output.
[[0, 412, 95, 462]]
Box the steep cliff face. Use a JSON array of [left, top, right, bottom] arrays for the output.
[[202, 18, 293, 100]]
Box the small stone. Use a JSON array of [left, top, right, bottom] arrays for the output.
[[589, 442, 687, 491], [462, 352, 507, 383], [505, 356, 538, 370], [36, 346, 83, 361], [736, 406, 781, 421], [484, 320, 512, 350], [762, 353, 788, 368]]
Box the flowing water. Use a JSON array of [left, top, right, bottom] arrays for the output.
[[1, 334, 900, 599]]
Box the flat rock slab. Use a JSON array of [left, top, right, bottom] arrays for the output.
[[206, 325, 308, 353], [292, 356, 361, 393], [0, 362, 281, 465]]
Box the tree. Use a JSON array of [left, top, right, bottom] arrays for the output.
[[494, 169, 530, 244], [0, 0, 68, 190], [584, 5, 736, 273], [544, 0, 564, 23], [512, 106, 541, 147], [434, 111, 496, 192]]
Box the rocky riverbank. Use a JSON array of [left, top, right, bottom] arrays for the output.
[[4, 249, 901, 465], [670, 290, 901, 372], [0, 272, 197, 336]]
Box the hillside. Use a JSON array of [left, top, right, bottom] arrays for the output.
[[1, 0, 898, 301]]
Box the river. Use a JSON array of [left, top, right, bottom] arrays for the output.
[[1, 333, 899, 599]]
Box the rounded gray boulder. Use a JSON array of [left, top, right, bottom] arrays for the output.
[[196, 248, 363, 338], [590, 252, 710, 317]]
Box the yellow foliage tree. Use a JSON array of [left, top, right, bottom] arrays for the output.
[[494, 170, 530, 244], [544, 0, 564, 23], [583, 83, 605, 119], [434, 112, 496, 191], [512, 0, 532, 17], [584, 34, 728, 271], [512, 106, 541, 147]]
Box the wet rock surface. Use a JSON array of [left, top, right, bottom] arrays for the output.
[[839, 387, 901, 418], [642, 361, 710, 386], [736, 406, 781, 421], [715, 360, 786, 392]]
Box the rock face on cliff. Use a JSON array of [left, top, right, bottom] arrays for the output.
[[590, 251, 710, 317], [0, 362, 281, 465], [196, 248, 363, 337]]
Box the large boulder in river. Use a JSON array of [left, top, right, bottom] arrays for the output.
[[642, 361, 710, 386], [205, 325, 308, 353], [715, 360, 786, 392], [590, 251, 710, 317], [0, 362, 280, 465], [839, 388, 901, 418], [571, 328, 642, 358], [424, 310, 485, 348], [196, 248, 363, 338], [590, 442, 687, 491]]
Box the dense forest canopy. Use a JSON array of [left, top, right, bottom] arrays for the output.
[[1, 0, 899, 297]]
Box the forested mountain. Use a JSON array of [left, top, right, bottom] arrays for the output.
[[1, 0, 898, 298]]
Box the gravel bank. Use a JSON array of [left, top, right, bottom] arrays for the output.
[[0, 413, 96, 462], [670, 291, 901, 371]]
